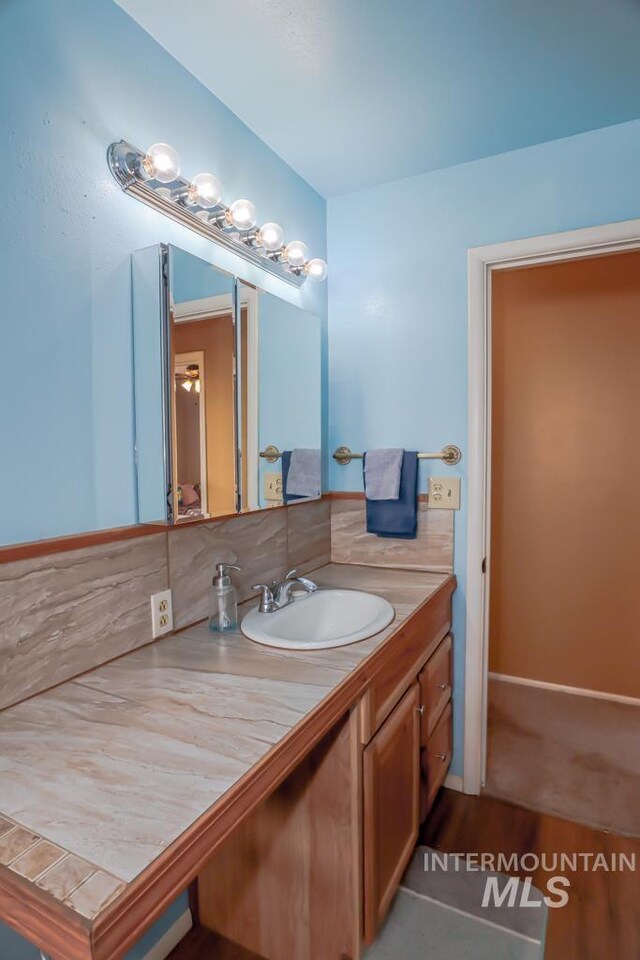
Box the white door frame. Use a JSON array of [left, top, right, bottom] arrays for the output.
[[174, 350, 208, 517], [463, 217, 640, 795]]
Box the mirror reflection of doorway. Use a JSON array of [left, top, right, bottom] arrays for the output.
[[173, 353, 207, 518]]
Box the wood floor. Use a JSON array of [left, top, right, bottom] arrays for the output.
[[422, 789, 640, 960], [167, 926, 267, 960]]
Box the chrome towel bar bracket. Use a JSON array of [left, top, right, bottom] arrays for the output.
[[259, 445, 282, 462]]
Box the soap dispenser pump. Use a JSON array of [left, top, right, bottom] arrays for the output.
[[209, 563, 241, 633]]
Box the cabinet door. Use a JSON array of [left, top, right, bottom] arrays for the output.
[[363, 682, 420, 943]]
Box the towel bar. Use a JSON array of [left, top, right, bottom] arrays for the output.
[[333, 445, 462, 466]]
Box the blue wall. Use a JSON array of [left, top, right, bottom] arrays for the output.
[[258, 294, 322, 506], [0, 891, 188, 960], [327, 118, 640, 775], [0, 0, 326, 547]]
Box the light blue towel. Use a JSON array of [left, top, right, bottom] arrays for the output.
[[364, 448, 404, 500], [285, 448, 321, 498]]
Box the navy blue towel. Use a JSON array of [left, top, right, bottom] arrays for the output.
[[281, 451, 306, 504], [365, 451, 418, 539]]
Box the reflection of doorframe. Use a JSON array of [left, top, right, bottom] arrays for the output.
[[174, 350, 208, 518], [464, 217, 640, 798], [173, 294, 233, 322], [241, 287, 259, 511]]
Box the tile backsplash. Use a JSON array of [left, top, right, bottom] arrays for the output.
[[0, 495, 449, 711], [168, 498, 332, 630], [0, 533, 168, 711], [168, 508, 289, 630], [330, 498, 454, 572]]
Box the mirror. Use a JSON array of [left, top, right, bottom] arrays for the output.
[[169, 246, 239, 521], [132, 244, 238, 523], [242, 286, 322, 510], [131, 244, 322, 525]]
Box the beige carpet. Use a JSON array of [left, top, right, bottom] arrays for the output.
[[485, 678, 640, 836]]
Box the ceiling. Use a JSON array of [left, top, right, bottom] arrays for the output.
[[116, 0, 640, 198]]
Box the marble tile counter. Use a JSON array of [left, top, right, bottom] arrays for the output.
[[0, 563, 453, 952]]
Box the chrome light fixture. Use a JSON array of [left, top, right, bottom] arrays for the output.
[[107, 140, 327, 286]]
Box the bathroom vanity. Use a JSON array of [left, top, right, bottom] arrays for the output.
[[0, 564, 454, 960]]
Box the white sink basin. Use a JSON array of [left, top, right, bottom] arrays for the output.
[[241, 589, 395, 650]]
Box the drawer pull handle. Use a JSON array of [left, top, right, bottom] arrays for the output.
[[436, 753, 448, 761], [417, 705, 425, 715], [436, 683, 448, 690]]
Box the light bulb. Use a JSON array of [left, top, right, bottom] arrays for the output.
[[285, 240, 309, 268], [306, 258, 328, 282], [188, 173, 223, 208], [257, 222, 284, 252], [227, 198, 257, 231], [142, 143, 181, 183], [181, 379, 192, 392]]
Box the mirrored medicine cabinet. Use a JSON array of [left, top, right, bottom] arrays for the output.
[[132, 244, 322, 524]]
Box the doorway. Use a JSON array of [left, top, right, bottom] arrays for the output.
[[464, 218, 640, 802], [484, 250, 640, 834]]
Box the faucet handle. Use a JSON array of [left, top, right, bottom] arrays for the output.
[[252, 583, 277, 614], [284, 568, 298, 581]]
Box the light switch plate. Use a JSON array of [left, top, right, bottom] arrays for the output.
[[428, 476, 461, 510], [264, 471, 283, 502]]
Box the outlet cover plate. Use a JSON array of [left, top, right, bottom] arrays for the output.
[[428, 476, 461, 510], [151, 589, 173, 638], [264, 471, 283, 502]]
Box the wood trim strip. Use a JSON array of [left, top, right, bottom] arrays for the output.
[[0, 496, 329, 564], [0, 524, 166, 565], [0, 866, 92, 960], [90, 576, 455, 960], [167, 496, 327, 532]]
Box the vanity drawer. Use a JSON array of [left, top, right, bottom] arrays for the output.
[[419, 633, 452, 739], [420, 702, 452, 820], [361, 587, 451, 743]]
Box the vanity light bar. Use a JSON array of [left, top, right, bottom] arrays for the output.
[[107, 141, 328, 288]]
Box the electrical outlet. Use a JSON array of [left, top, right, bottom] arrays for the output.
[[151, 589, 173, 638], [264, 471, 283, 502], [428, 476, 461, 510]]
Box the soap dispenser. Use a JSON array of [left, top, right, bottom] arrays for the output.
[[209, 563, 241, 633]]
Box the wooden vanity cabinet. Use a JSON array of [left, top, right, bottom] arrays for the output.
[[196, 581, 455, 959], [360, 589, 453, 944], [362, 682, 420, 943]]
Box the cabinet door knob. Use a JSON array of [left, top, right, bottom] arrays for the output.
[[436, 682, 448, 690], [417, 705, 425, 715], [436, 752, 447, 761]]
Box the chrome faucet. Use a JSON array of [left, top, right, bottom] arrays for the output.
[[252, 569, 318, 614]]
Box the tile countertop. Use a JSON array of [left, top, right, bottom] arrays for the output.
[[0, 563, 451, 924]]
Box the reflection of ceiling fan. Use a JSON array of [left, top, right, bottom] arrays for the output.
[[175, 363, 201, 393]]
